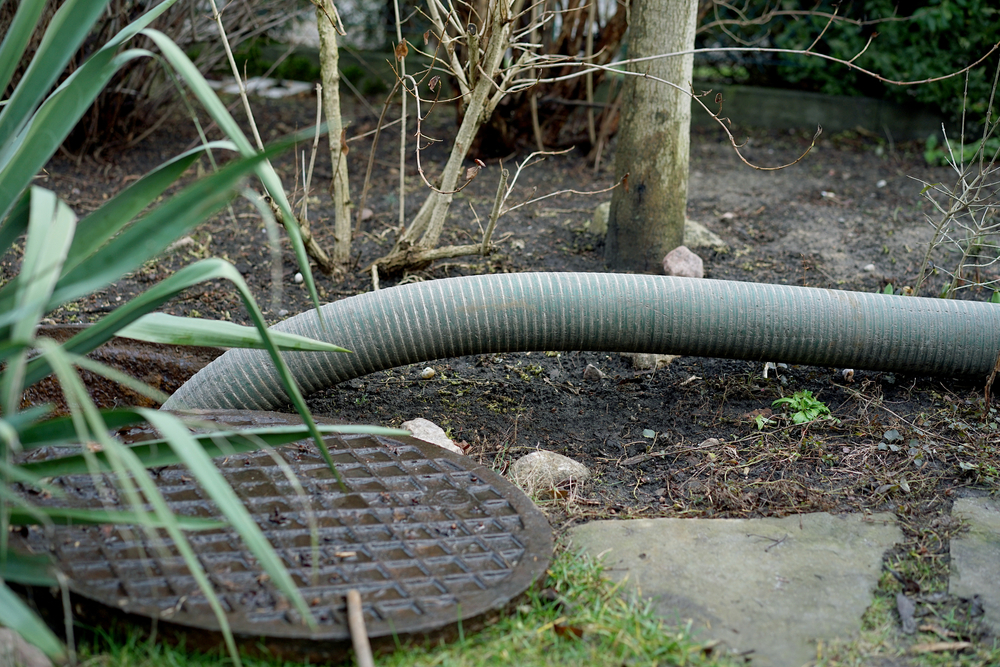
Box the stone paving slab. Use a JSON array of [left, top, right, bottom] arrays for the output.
[[949, 497, 1000, 634], [569, 513, 902, 667]]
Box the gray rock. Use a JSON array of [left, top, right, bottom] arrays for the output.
[[570, 512, 902, 667], [589, 201, 611, 235], [588, 203, 725, 251], [662, 245, 704, 278], [949, 497, 1000, 633], [620, 352, 679, 369], [511, 450, 590, 498], [684, 219, 727, 249], [583, 363, 605, 380], [400, 418, 463, 455], [0, 628, 53, 667]]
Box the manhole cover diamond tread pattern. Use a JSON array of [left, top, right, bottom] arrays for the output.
[[18, 411, 552, 658]]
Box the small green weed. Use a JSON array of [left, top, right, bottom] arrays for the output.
[[924, 134, 1000, 167], [772, 390, 835, 424]]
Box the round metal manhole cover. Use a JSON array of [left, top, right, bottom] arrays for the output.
[[17, 411, 552, 661]]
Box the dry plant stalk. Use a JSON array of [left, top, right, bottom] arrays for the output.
[[317, 0, 353, 266], [913, 64, 1000, 298]]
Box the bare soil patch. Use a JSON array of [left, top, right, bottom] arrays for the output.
[[25, 94, 1000, 647]]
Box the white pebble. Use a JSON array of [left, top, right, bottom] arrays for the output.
[[420, 367, 436, 379], [863, 263, 876, 272], [876, 179, 887, 188], [820, 191, 836, 198], [294, 272, 303, 284]]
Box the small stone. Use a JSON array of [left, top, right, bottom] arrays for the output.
[[166, 236, 196, 253], [511, 450, 590, 498], [294, 272, 303, 284], [876, 179, 887, 188], [401, 418, 462, 455], [721, 211, 736, 220], [621, 353, 679, 370], [863, 263, 876, 272], [842, 368, 855, 382], [820, 190, 836, 198], [0, 628, 53, 667], [589, 201, 611, 235], [277, 309, 289, 317], [420, 367, 436, 379], [684, 219, 727, 250], [662, 245, 704, 278], [583, 363, 605, 380], [360, 207, 374, 221]]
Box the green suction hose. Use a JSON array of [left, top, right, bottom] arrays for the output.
[[163, 273, 1000, 411]]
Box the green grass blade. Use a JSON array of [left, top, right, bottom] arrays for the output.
[[17, 409, 144, 449], [21, 424, 407, 477], [137, 409, 317, 627], [61, 142, 236, 277], [0, 583, 66, 661], [0, 0, 179, 150], [0, 458, 63, 495], [35, 338, 244, 664], [0, 551, 57, 587], [0, 0, 109, 148], [0, 0, 46, 95], [47, 141, 294, 309], [68, 353, 171, 406], [0, 49, 150, 221], [0, 172, 28, 255], [141, 28, 325, 317], [117, 313, 352, 352], [11, 187, 76, 343], [0, 406, 53, 437], [6, 507, 225, 531]]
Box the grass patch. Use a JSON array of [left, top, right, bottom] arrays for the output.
[[76, 547, 736, 667]]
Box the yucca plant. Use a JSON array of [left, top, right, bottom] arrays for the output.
[[0, 1, 398, 662]]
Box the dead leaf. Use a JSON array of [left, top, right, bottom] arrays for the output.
[[553, 622, 584, 639], [340, 129, 349, 156], [464, 159, 485, 181], [918, 624, 958, 639], [429, 75, 440, 92], [394, 40, 409, 60], [744, 408, 773, 420], [423, 30, 430, 44], [909, 641, 972, 654]]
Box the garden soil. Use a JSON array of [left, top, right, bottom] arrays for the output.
[[22, 94, 1000, 632]]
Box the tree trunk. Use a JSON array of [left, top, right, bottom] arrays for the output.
[[605, 0, 697, 272], [317, 0, 352, 265]]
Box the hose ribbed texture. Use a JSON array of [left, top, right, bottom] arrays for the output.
[[163, 273, 1000, 411]]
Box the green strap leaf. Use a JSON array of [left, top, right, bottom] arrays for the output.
[[46, 140, 294, 310], [0, 189, 29, 257], [12, 187, 76, 343], [0, 582, 66, 661], [17, 409, 144, 449], [141, 28, 326, 317], [0, 0, 110, 148], [6, 507, 225, 531], [0, 551, 57, 587], [117, 313, 352, 352], [21, 423, 406, 477], [0, 0, 47, 95], [0, 49, 151, 221], [137, 409, 317, 628], [62, 142, 236, 276]]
